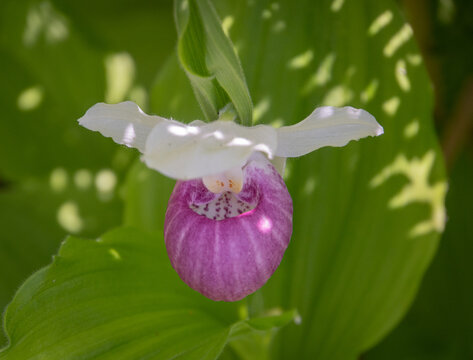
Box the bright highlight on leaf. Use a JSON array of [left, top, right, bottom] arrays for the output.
[[104, 52, 135, 103], [371, 151, 447, 237], [368, 10, 393, 36], [384, 24, 413, 57], [17, 85, 44, 111], [303, 53, 336, 92]]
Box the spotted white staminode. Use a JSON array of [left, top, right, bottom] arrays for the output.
[[79, 101, 383, 301]]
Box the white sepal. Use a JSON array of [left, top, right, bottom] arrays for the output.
[[78, 101, 166, 152], [142, 120, 278, 180], [275, 106, 383, 157]]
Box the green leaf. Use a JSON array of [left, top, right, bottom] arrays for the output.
[[148, 0, 447, 358], [0, 0, 108, 180], [50, 0, 175, 89], [0, 170, 126, 346], [175, 0, 253, 125], [365, 153, 473, 359], [0, 0, 147, 346], [222, 1, 446, 358], [0, 0, 172, 181], [0, 228, 295, 359]]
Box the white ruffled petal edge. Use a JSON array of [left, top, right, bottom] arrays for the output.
[[275, 106, 383, 157], [78, 101, 167, 152]]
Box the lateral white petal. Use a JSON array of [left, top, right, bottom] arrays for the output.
[[143, 120, 277, 180], [78, 101, 167, 152], [275, 106, 383, 157]]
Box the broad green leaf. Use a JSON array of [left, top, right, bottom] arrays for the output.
[[365, 153, 473, 359], [175, 0, 253, 125], [224, 1, 445, 359], [0, 0, 164, 339], [146, 0, 446, 358], [0, 228, 296, 359], [0, 169, 125, 346]]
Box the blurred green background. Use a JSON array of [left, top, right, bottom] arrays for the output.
[[0, 0, 471, 358]]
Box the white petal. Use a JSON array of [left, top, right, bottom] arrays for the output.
[[275, 106, 383, 157], [202, 166, 244, 194], [143, 120, 277, 180], [270, 156, 287, 176], [78, 101, 167, 152]]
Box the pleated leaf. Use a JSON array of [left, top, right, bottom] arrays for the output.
[[149, 0, 447, 358], [175, 0, 253, 125]]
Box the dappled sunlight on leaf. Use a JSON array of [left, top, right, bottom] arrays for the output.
[[261, 9, 272, 20], [272, 20, 286, 33], [23, 1, 69, 46], [221, 15, 234, 36], [253, 97, 271, 123], [330, 0, 346, 13], [17, 85, 44, 111], [371, 151, 447, 237], [128, 85, 148, 109], [406, 53, 422, 66], [270, 118, 284, 128], [73, 169, 92, 190], [368, 10, 393, 36], [56, 201, 83, 233], [382, 96, 401, 116], [49, 167, 68, 192], [303, 53, 336, 93], [95, 169, 117, 201], [108, 248, 122, 261], [287, 49, 314, 70], [104, 52, 136, 104], [403, 119, 420, 139], [395, 59, 411, 92], [302, 177, 317, 195], [360, 79, 379, 104], [383, 24, 413, 58], [322, 85, 354, 107]]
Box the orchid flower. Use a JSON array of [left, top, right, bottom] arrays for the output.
[[79, 101, 383, 301]]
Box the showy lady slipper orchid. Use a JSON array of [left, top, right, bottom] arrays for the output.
[[79, 101, 383, 301]]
